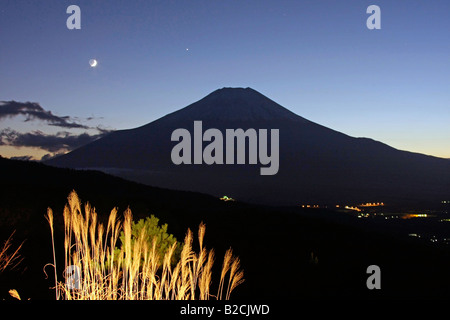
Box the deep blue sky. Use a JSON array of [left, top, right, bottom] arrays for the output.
[[1, 0, 449, 159]]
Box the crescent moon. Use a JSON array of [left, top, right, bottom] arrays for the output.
[[89, 59, 98, 67]]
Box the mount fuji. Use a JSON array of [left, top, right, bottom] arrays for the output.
[[46, 87, 450, 206]]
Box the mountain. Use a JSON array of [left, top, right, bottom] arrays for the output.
[[46, 87, 450, 206]]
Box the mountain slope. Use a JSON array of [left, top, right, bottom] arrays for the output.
[[46, 87, 450, 206]]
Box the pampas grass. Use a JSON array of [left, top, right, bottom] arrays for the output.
[[8, 289, 21, 300], [0, 231, 23, 274], [46, 191, 244, 300], [0, 232, 24, 300]]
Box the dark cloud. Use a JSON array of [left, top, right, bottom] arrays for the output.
[[0, 100, 89, 129], [0, 100, 115, 159], [9, 155, 34, 161], [0, 128, 111, 153]]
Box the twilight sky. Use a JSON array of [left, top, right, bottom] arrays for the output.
[[1, 0, 449, 160]]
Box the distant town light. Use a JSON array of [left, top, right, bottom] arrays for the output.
[[300, 204, 321, 208], [359, 202, 384, 207], [402, 213, 428, 219], [344, 206, 361, 212], [220, 195, 235, 202]]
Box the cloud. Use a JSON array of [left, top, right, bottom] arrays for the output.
[[0, 128, 111, 153], [0, 100, 89, 129], [40, 152, 65, 162], [9, 155, 34, 161], [0, 100, 115, 160]]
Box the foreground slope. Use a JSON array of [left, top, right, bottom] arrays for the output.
[[3, 157, 450, 300]]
